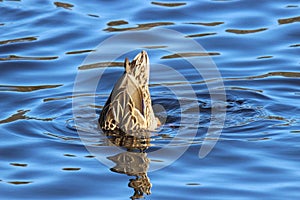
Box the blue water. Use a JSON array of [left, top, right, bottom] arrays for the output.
[[1, 0, 300, 199]]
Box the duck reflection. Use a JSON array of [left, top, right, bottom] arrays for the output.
[[106, 131, 152, 199]]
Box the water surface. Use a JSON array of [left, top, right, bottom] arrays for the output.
[[1, 0, 300, 199]]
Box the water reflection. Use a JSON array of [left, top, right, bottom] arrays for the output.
[[0, 84, 62, 92], [0, 55, 58, 61], [161, 52, 220, 59], [66, 49, 94, 55], [106, 131, 152, 199], [107, 20, 129, 26], [185, 21, 224, 26], [186, 32, 217, 38], [103, 22, 174, 32], [225, 28, 268, 34], [0, 36, 37, 45], [10, 163, 28, 167], [151, 1, 187, 7], [54, 1, 74, 10], [278, 15, 300, 25], [7, 181, 33, 185], [0, 110, 54, 124]]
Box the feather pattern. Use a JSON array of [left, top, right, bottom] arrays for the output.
[[99, 51, 158, 133]]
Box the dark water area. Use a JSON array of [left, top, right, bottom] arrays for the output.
[[1, 0, 300, 199]]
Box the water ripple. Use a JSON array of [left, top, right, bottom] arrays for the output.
[[1, 0, 300, 199], [278, 15, 300, 25], [0, 84, 62, 92], [161, 52, 220, 59], [0, 110, 54, 124], [53, 1, 74, 10], [0, 36, 37, 45], [7, 181, 33, 185], [10, 163, 28, 167], [0, 55, 59, 61], [103, 22, 174, 32], [226, 28, 268, 34], [186, 32, 217, 38], [184, 21, 224, 26], [151, 2, 187, 7], [106, 20, 129, 26], [65, 49, 94, 55]]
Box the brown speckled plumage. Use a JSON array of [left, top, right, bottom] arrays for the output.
[[99, 51, 158, 133]]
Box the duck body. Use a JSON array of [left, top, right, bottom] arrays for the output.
[[99, 51, 157, 133]]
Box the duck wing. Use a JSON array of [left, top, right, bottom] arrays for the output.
[[99, 73, 146, 132]]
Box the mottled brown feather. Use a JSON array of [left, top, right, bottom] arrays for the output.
[[99, 51, 158, 133]]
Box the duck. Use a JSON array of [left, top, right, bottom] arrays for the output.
[[99, 50, 159, 134]]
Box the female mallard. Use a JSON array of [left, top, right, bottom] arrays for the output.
[[99, 51, 159, 133]]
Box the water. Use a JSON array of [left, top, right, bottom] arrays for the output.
[[1, 0, 300, 199]]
